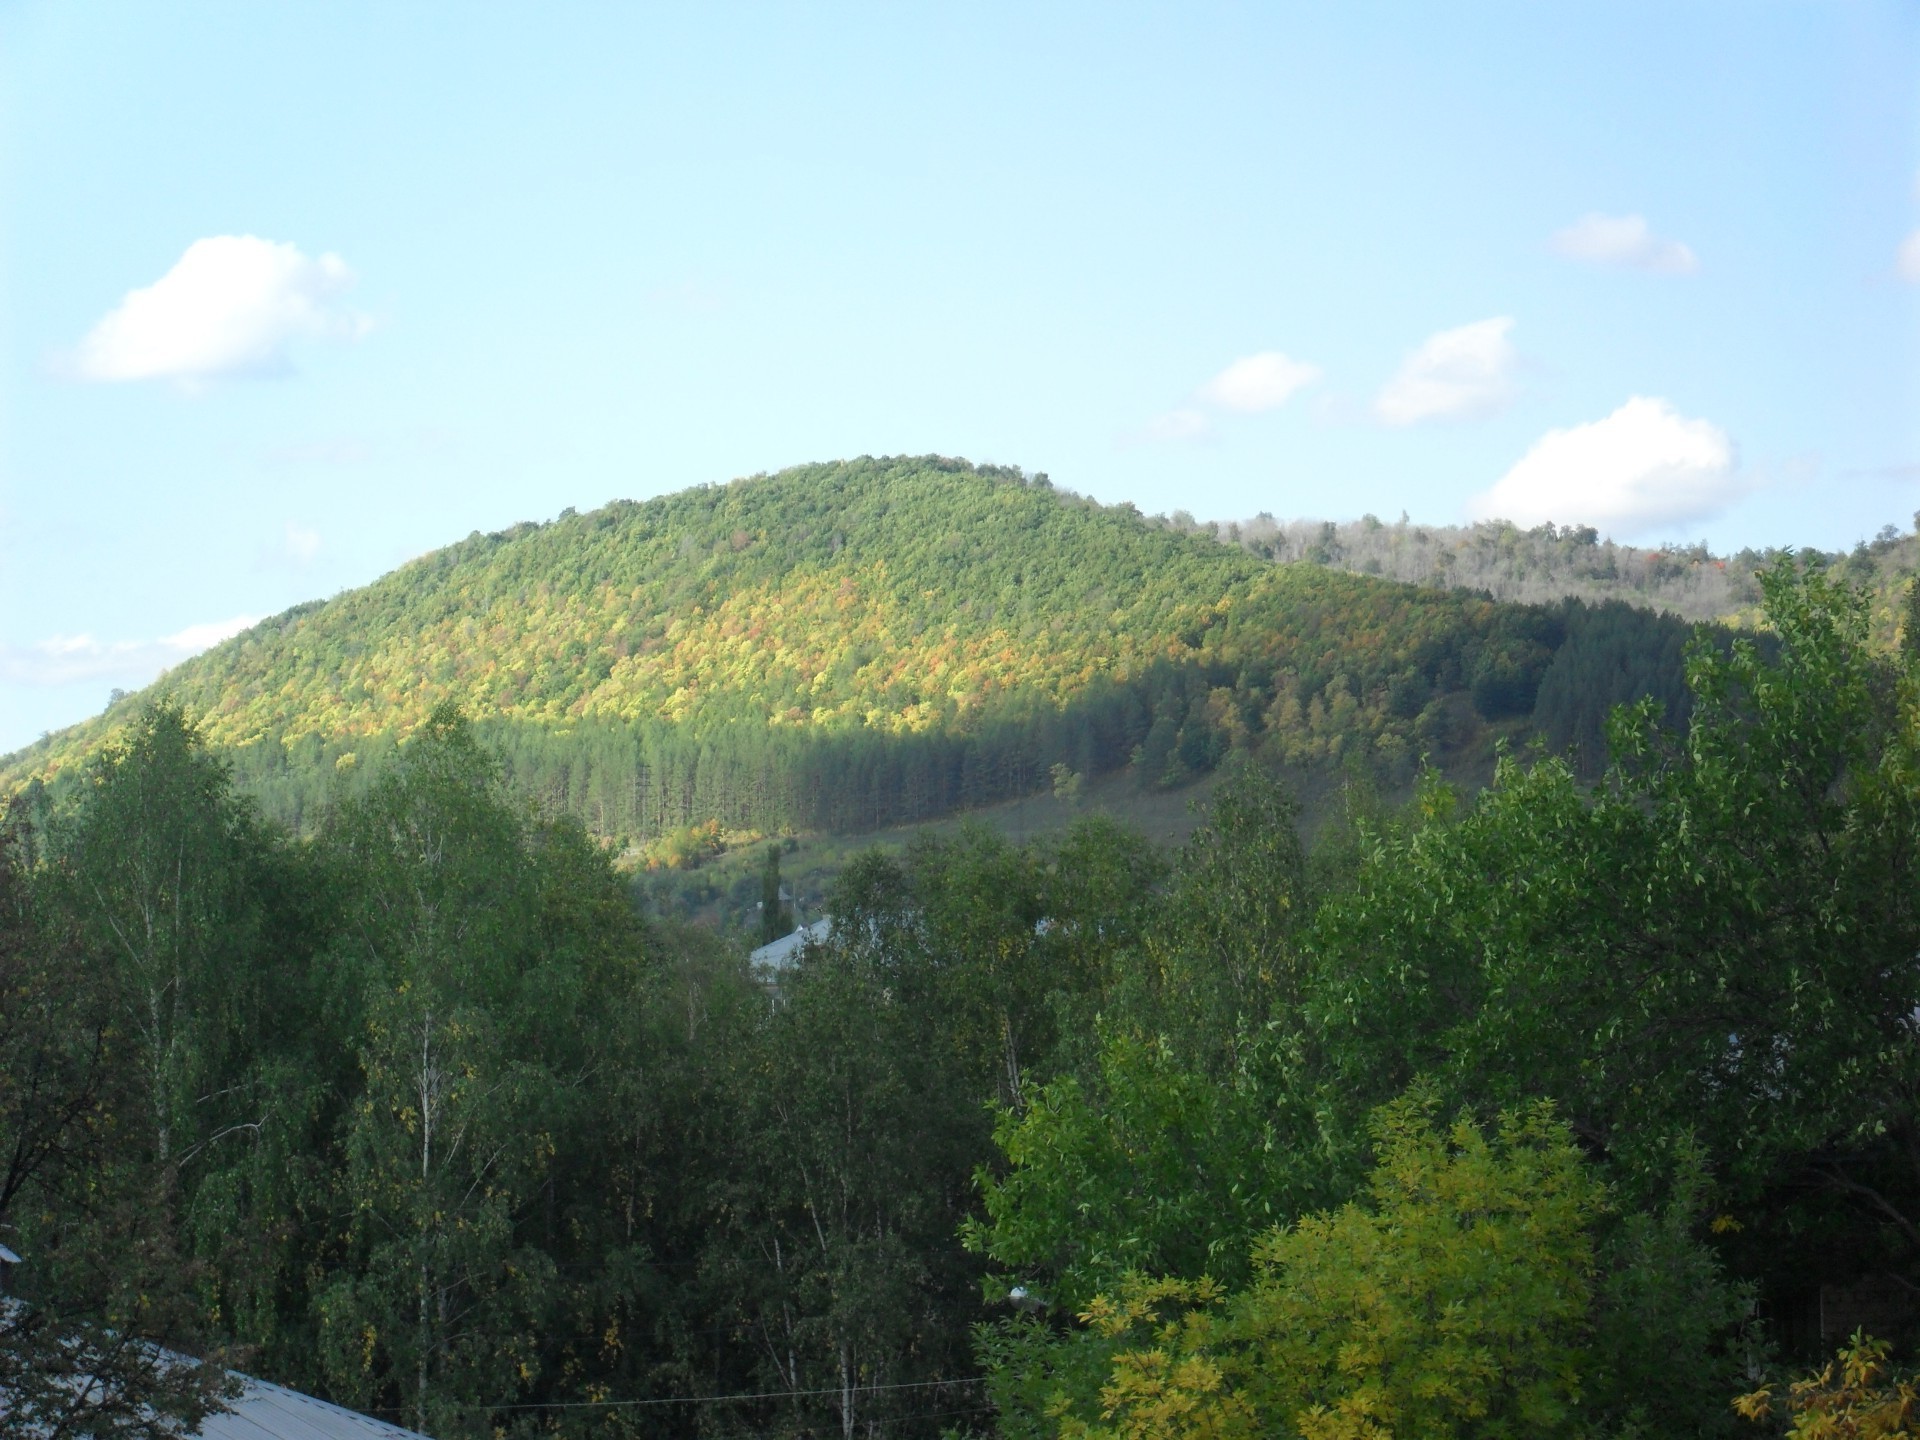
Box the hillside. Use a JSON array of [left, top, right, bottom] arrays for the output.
[[3, 456, 1704, 838], [1171, 508, 1920, 637]]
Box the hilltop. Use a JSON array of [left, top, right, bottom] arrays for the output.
[[4, 456, 1704, 839]]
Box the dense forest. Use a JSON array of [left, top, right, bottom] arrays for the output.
[[2, 458, 1715, 843], [5, 560, 1920, 1439]]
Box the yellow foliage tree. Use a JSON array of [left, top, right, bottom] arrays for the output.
[[1735, 1332, 1920, 1439], [1063, 1096, 1603, 1440]]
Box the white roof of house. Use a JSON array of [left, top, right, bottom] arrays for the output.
[[195, 1375, 430, 1440], [0, 1296, 430, 1440], [749, 916, 831, 971]]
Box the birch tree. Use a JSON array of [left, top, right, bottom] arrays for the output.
[[316, 707, 560, 1436]]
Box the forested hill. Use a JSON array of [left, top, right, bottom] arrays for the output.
[[4, 456, 1705, 837]]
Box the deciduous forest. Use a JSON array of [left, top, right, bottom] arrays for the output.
[[2, 460, 1740, 843], [6, 559, 1920, 1438]]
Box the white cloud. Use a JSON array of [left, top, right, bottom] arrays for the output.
[[1898, 228, 1920, 283], [1197, 351, 1321, 412], [0, 615, 258, 688], [63, 236, 368, 384], [1136, 408, 1213, 443], [1373, 317, 1517, 426], [1470, 396, 1740, 536], [1550, 213, 1699, 274]]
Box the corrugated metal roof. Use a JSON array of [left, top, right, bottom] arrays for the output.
[[748, 915, 831, 972], [195, 1376, 430, 1440]]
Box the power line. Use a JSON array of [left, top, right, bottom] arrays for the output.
[[444, 1374, 986, 1414], [687, 1405, 990, 1436]]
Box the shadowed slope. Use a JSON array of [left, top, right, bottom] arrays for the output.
[[3, 457, 1701, 837]]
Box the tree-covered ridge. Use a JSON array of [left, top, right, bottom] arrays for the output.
[[1181, 506, 1920, 638], [2, 456, 1711, 837]]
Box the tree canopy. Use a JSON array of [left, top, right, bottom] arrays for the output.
[[3, 558, 1913, 1439]]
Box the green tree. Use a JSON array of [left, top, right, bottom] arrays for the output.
[[967, 1030, 1300, 1315], [0, 793, 237, 1438], [697, 911, 989, 1438], [759, 842, 792, 946], [1301, 561, 1920, 1224], [47, 703, 272, 1176], [1064, 1096, 1604, 1440], [314, 705, 653, 1436], [1143, 762, 1307, 1068]]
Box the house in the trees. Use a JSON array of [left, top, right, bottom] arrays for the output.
[[750, 915, 832, 983]]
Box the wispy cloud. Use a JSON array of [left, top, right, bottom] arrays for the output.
[[58, 235, 369, 385], [1898, 229, 1920, 283], [283, 523, 322, 565], [1470, 396, 1741, 537], [1133, 348, 1320, 444], [1374, 317, 1517, 426], [0, 615, 259, 688], [1196, 351, 1321, 413], [1550, 213, 1699, 274], [1841, 461, 1920, 482], [1134, 408, 1214, 444]]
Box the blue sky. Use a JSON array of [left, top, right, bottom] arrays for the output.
[[2, 2, 1916, 752]]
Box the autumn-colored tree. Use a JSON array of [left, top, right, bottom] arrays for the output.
[[1058, 1095, 1602, 1440], [1736, 1332, 1920, 1439]]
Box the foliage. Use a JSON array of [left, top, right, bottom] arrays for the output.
[[692, 914, 990, 1436], [3, 553, 1914, 1440], [1735, 1332, 1920, 1438], [973, 561, 1898, 1438], [0, 716, 246, 1437], [1295, 561, 1920, 1217], [967, 1031, 1294, 1314], [1059, 1097, 1603, 1440], [1144, 761, 1308, 1061], [1587, 1143, 1758, 1437], [964, 766, 1324, 1314]]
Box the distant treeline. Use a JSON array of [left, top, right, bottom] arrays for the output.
[[1160, 505, 1920, 634]]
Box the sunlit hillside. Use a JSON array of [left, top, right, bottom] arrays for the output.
[[3, 456, 1708, 837]]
